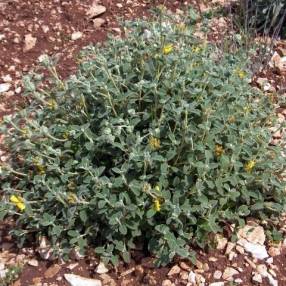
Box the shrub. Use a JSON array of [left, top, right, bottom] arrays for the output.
[[238, 0, 286, 36], [0, 12, 286, 266]]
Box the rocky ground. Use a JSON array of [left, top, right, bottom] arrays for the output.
[[2, 222, 286, 286], [1, 0, 286, 286]]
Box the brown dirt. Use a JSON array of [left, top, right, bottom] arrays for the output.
[[0, 0, 193, 119]]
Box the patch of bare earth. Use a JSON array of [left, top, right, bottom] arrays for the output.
[[0, 0, 193, 118]]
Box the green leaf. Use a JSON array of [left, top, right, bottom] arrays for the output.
[[115, 240, 125, 252], [122, 251, 131, 263], [95, 247, 105, 254], [176, 247, 189, 258], [146, 208, 156, 219], [119, 225, 127, 235], [110, 255, 119, 266], [40, 213, 55, 226], [68, 230, 79, 237], [80, 210, 88, 223], [251, 202, 264, 211], [238, 205, 250, 216]]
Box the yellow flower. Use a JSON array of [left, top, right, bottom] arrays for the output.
[[20, 128, 30, 138], [32, 156, 41, 164], [192, 46, 201, 53], [67, 181, 76, 190], [243, 106, 251, 113], [33, 157, 46, 175], [154, 185, 160, 192], [228, 116, 235, 123], [244, 160, 256, 173], [37, 164, 46, 175], [148, 136, 161, 150], [234, 68, 246, 79], [215, 145, 224, 157], [157, 4, 166, 12], [10, 195, 25, 211], [20, 128, 28, 134], [176, 23, 186, 32], [163, 44, 173, 55], [47, 99, 58, 110], [63, 131, 70, 139], [153, 198, 161, 212], [67, 192, 78, 204], [190, 62, 200, 69]]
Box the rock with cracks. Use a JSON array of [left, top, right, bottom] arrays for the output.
[[87, 2, 106, 19], [237, 224, 265, 245], [237, 238, 269, 260]]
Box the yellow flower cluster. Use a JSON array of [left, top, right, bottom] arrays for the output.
[[47, 99, 58, 110], [243, 106, 252, 113], [37, 165, 45, 175], [63, 131, 70, 139], [228, 116, 236, 123], [176, 23, 186, 32], [215, 145, 224, 157], [10, 195, 25, 211], [234, 68, 246, 79], [163, 44, 173, 55], [153, 198, 161, 212], [190, 62, 201, 69], [67, 192, 78, 204], [20, 128, 30, 138], [149, 136, 161, 150], [33, 157, 46, 175], [68, 181, 76, 190], [244, 160, 256, 172], [157, 4, 166, 12], [192, 46, 202, 53], [153, 185, 162, 212]]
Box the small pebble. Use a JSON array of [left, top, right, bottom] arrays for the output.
[[71, 31, 83, 41], [213, 270, 222, 280]]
